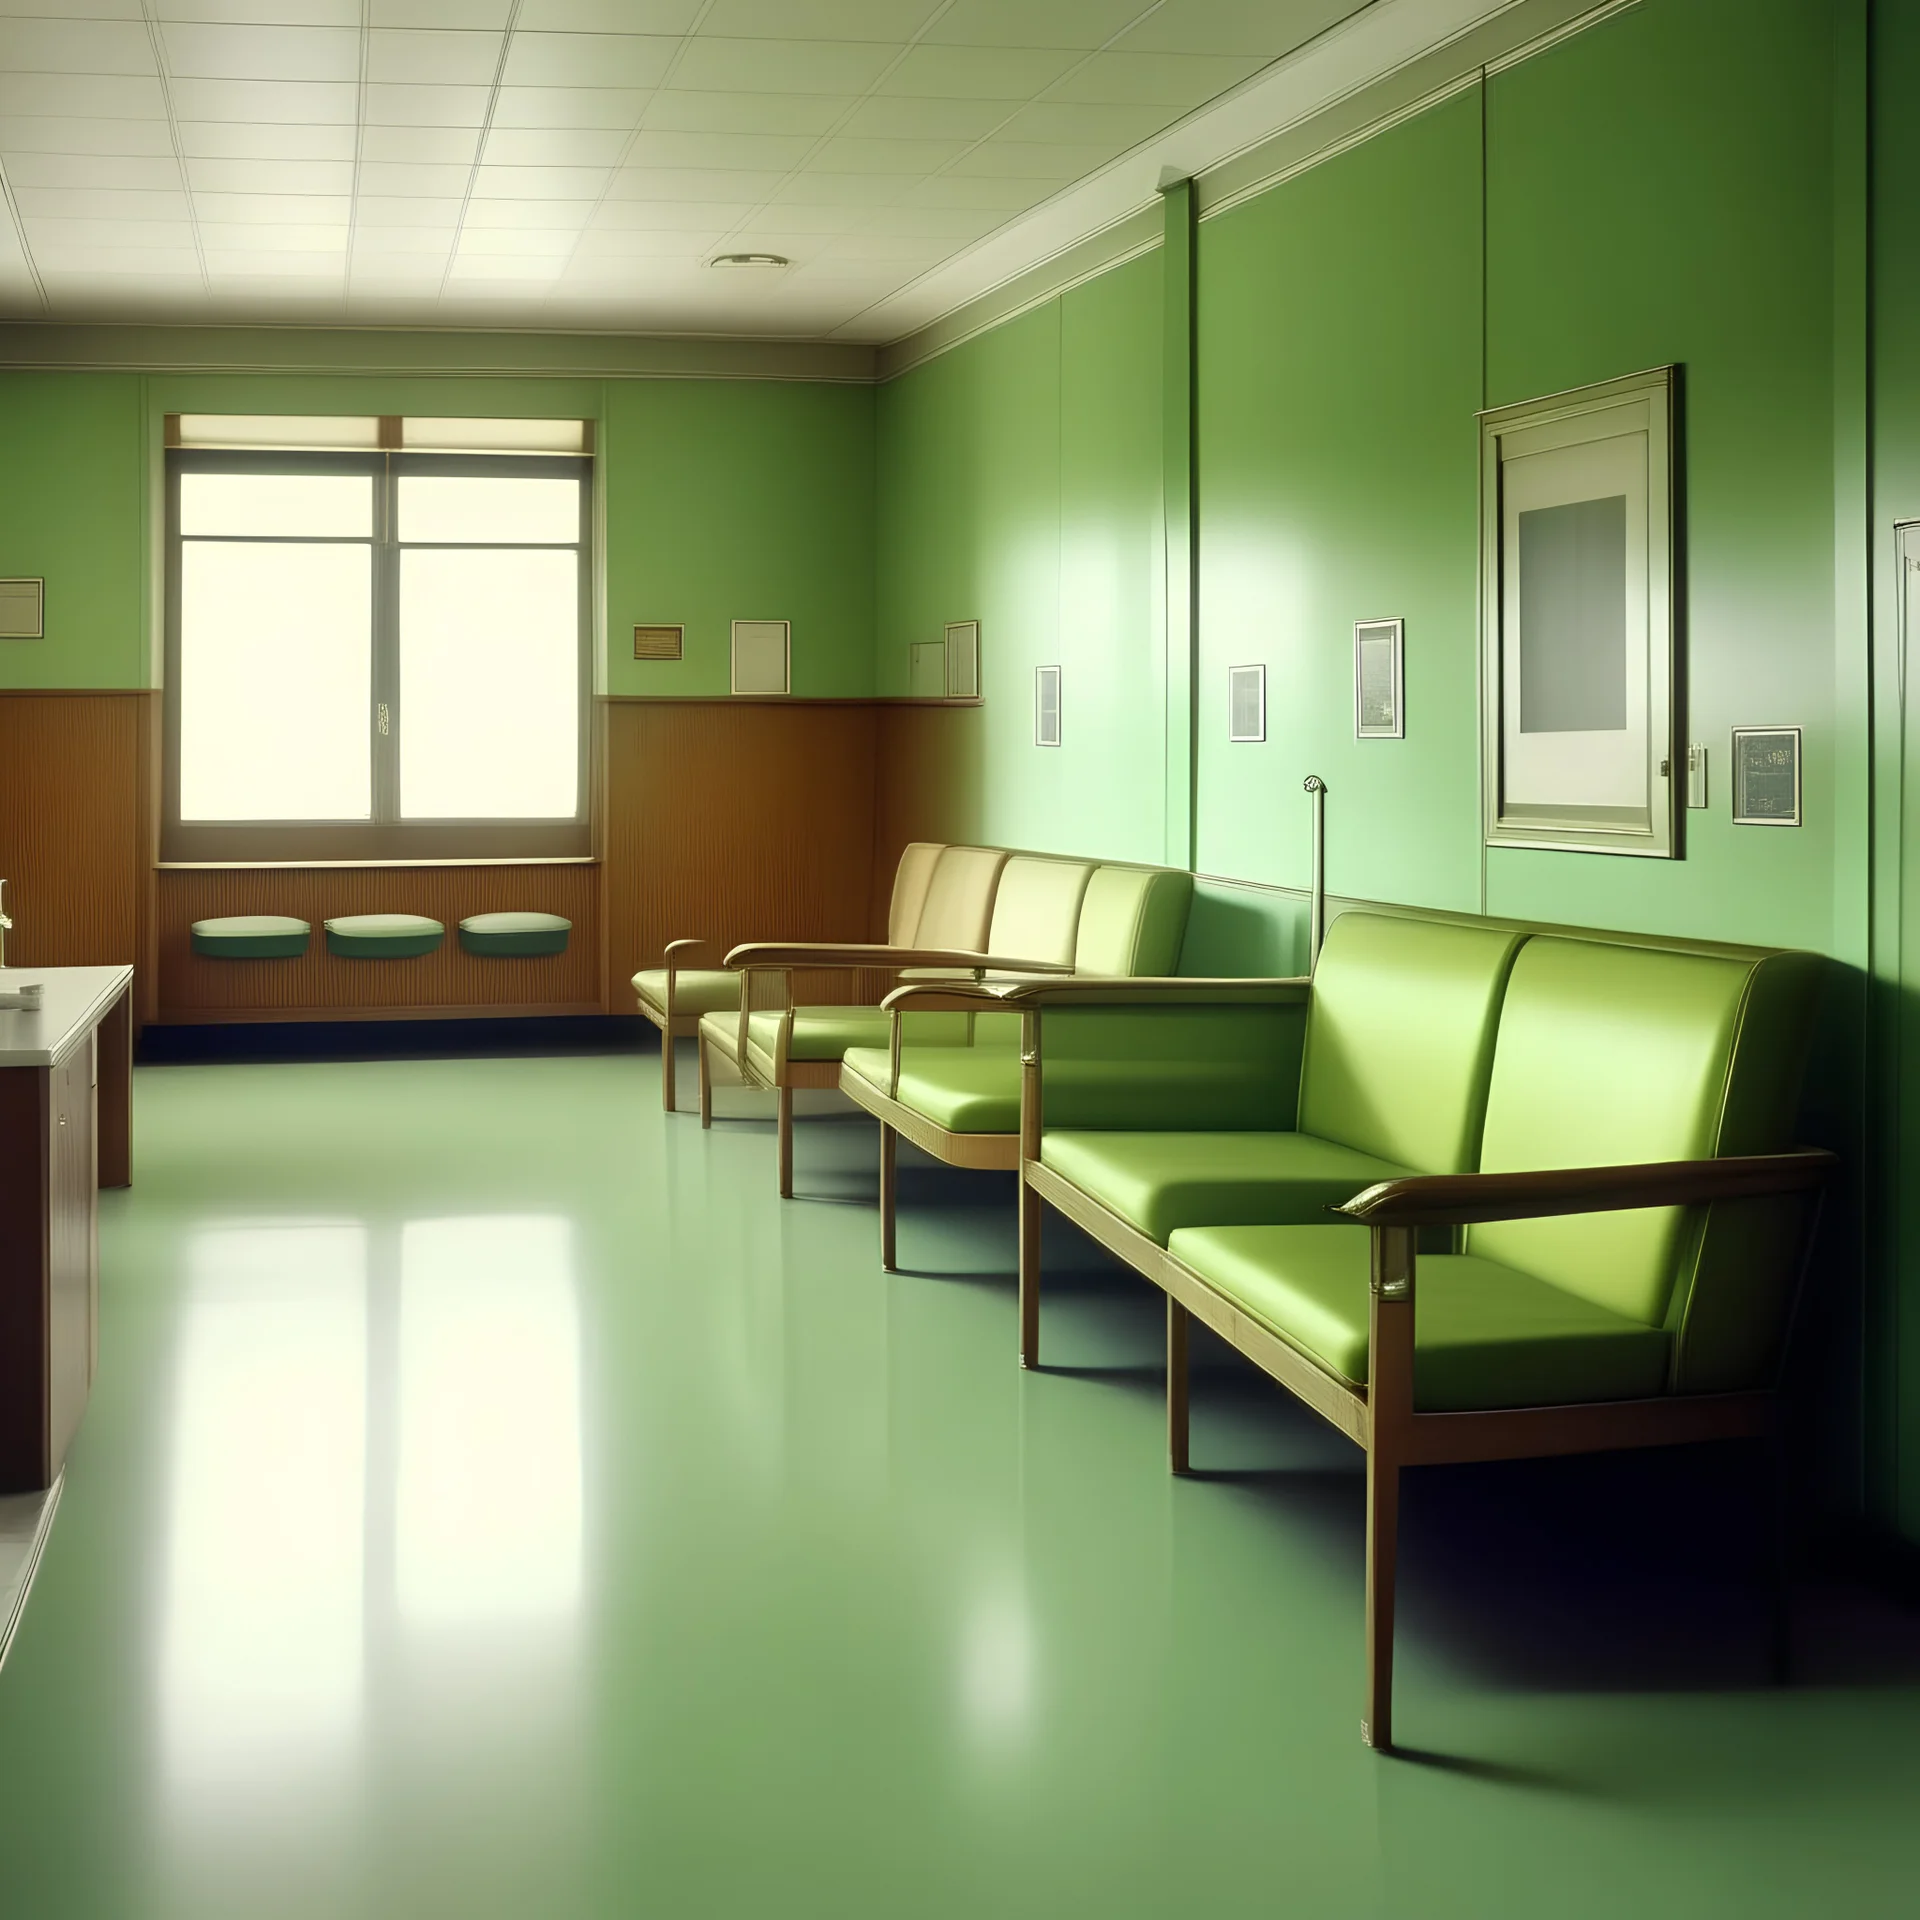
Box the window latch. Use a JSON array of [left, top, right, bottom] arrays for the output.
[[377, 702, 391, 737]]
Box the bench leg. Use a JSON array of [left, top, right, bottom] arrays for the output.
[[698, 1035, 713, 1129], [1168, 1296, 1190, 1474], [879, 1123, 897, 1272], [777, 1087, 794, 1199], [1362, 1448, 1400, 1753], [1018, 1173, 1042, 1370], [661, 1027, 678, 1113]]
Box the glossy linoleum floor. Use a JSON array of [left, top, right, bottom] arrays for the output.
[[3, 1043, 1919, 1919]]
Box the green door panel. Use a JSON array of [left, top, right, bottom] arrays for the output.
[[1169, 1225, 1671, 1412], [1040, 1130, 1411, 1246]]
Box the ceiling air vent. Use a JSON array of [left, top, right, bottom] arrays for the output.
[[1228, 664, 1266, 743], [709, 253, 790, 269], [1034, 665, 1061, 747]]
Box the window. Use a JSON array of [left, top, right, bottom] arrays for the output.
[[164, 448, 591, 863]]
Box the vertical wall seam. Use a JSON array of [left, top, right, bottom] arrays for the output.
[[1477, 67, 1491, 918]]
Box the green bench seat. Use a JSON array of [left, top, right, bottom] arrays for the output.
[[324, 913, 444, 959], [459, 911, 571, 957], [190, 915, 310, 960]]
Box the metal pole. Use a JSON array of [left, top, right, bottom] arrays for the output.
[[1303, 776, 1326, 969]]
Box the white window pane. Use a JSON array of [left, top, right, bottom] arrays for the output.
[[180, 541, 371, 821], [397, 474, 579, 545], [398, 547, 578, 820], [180, 472, 372, 538]]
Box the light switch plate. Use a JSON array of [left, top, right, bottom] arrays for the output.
[[1687, 742, 1708, 810]]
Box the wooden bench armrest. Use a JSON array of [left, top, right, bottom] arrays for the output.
[[991, 975, 1312, 1008], [1335, 1148, 1839, 1229], [662, 938, 705, 963], [881, 983, 1015, 1014]]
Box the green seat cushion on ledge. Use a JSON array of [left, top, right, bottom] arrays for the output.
[[632, 968, 739, 1020], [1168, 1225, 1672, 1411], [1040, 1130, 1412, 1246], [324, 913, 444, 959], [459, 911, 571, 957], [190, 915, 310, 960]]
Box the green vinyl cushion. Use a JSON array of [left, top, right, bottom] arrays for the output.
[[1168, 1225, 1671, 1411], [985, 855, 1094, 966], [632, 968, 739, 1020], [324, 913, 443, 959], [190, 914, 310, 959], [702, 1006, 970, 1079], [1074, 866, 1193, 976], [1300, 912, 1526, 1173], [459, 910, 571, 957], [1041, 1129, 1411, 1246]]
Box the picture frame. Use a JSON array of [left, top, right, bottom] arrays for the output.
[[943, 620, 981, 699], [1354, 619, 1404, 739], [1479, 366, 1678, 858], [730, 619, 790, 695], [1034, 665, 1061, 747], [1227, 664, 1266, 742], [1730, 726, 1801, 826]]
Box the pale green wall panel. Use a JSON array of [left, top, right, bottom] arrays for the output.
[[603, 377, 876, 698], [0, 372, 146, 689], [1482, 0, 1839, 952], [1192, 90, 1484, 911]]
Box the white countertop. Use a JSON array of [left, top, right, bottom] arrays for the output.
[[0, 966, 134, 1068]]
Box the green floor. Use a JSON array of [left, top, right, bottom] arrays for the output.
[[1, 1044, 1917, 1918]]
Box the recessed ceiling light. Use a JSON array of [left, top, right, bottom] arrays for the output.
[[708, 252, 790, 269]]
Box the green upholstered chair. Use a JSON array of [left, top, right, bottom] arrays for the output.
[[633, 841, 947, 1114], [1017, 925, 1832, 1752], [190, 915, 310, 959], [325, 913, 444, 958], [459, 910, 570, 957], [704, 846, 1094, 1197], [838, 864, 1196, 1269]]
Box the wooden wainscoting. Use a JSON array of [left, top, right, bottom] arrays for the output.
[[870, 701, 984, 930], [602, 700, 887, 1008], [157, 864, 602, 1020], [0, 692, 157, 1024]]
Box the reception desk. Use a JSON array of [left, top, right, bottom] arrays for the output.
[[0, 966, 133, 1493]]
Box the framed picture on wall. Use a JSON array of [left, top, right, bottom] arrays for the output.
[[943, 620, 981, 699], [1353, 619, 1403, 738], [1479, 366, 1678, 858]]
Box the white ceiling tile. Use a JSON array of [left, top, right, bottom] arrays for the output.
[[367, 29, 504, 86], [0, 74, 168, 119], [353, 194, 463, 226], [0, 116, 176, 157], [0, 19, 156, 75], [517, 0, 701, 26], [622, 129, 812, 172], [836, 94, 1008, 140], [200, 220, 348, 250], [0, 0, 141, 17], [5, 152, 182, 190], [922, 0, 1147, 47], [445, 254, 558, 280], [349, 227, 452, 254], [24, 217, 196, 249], [194, 189, 351, 221], [16, 184, 190, 219], [768, 170, 916, 206], [877, 43, 1080, 98], [1046, 50, 1264, 106], [818, 228, 954, 261], [33, 245, 200, 272], [589, 198, 753, 230], [455, 226, 579, 256], [371, 0, 511, 25], [463, 196, 599, 227], [159, 23, 359, 81], [1117, 0, 1354, 57], [808, 135, 969, 174], [357, 160, 475, 197], [605, 166, 786, 202], [643, 90, 854, 137], [179, 120, 356, 159], [480, 125, 628, 166], [157, 1, 360, 24], [167, 77, 359, 121], [671, 37, 901, 96], [909, 172, 1055, 208], [489, 86, 650, 129], [993, 98, 1176, 145], [360, 124, 481, 164], [204, 250, 344, 274], [699, 0, 941, 36], [472, 163, 612, 199], [573, 226, 718, 257], [363, 83, 493, 126], [703, 200, 859, 235], [502, 33, 677, 89], [186, 155, 354, 192], [943, 139, 1110, 179]]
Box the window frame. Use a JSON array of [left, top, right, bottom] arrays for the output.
[[162, 447, 594, 866]]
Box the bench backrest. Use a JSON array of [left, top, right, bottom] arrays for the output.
[[1466, 936, 1822, 1390], [887, 842, 947, 945], [912, 846, 1009, 951], [987, 856, 1096, 965], [1074, 867, 1193, 976], [1298, 913, 1527, 1174]]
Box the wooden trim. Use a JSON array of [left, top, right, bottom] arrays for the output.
[[598, 695, 983, 708], [837, 1066, 1020, 1170], [148, 1000, 606, 1026], [1400, 1391, 1773, 1466]]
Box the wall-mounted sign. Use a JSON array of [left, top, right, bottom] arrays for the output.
[[731, 619, 790, 695], [1227, 664, 1266, 742], [0, 578, 44, 639], [1731, 726, 1801, 826], [1354, 619, 1404, 739], [1034, 665, 1061, 746], [943, 620, 981, 699]]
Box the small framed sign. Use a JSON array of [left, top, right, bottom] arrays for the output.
[[1731, 726, 1801, 826], [0, 578, 45, 639], [1227, 664, 1266, 742], [1354, 618, 1404, 739], [1034, 665, 1061, 746]]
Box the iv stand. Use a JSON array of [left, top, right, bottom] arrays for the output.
[[1303, 776, 1327, 970]]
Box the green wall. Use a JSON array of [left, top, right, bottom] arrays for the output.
[[0, 366, 877, 697], [875, 249, 1165, 865]]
